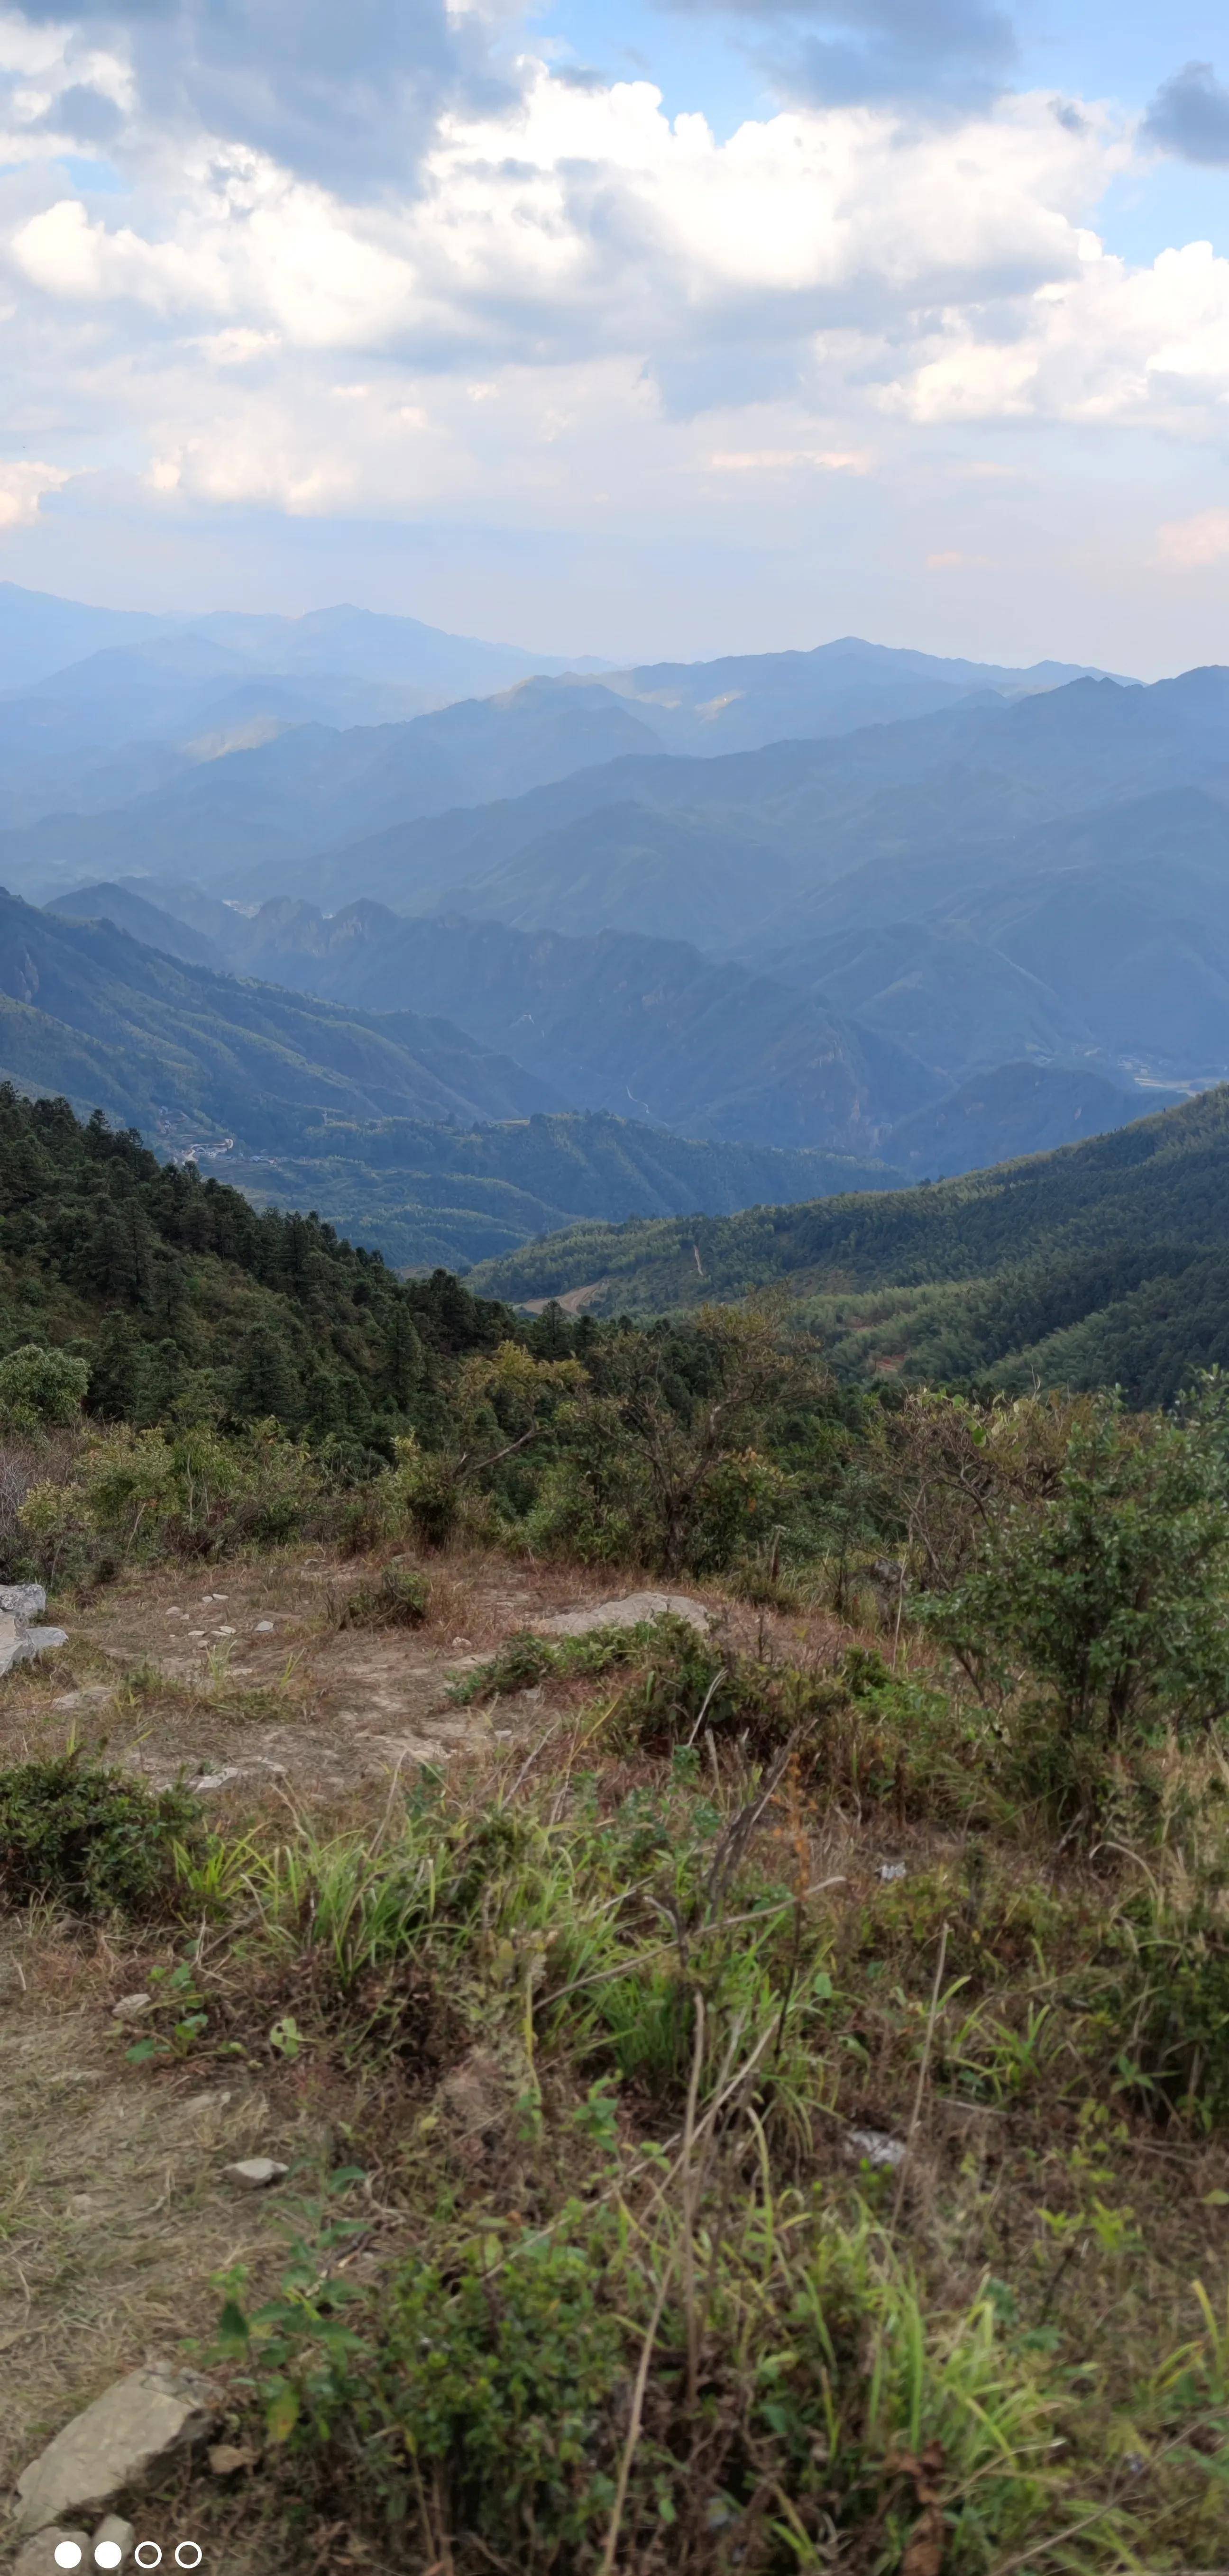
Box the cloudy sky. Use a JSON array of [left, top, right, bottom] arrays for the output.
[[0, 0, 1228, 671]]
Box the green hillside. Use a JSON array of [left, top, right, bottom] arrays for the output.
[[225, 1110, 902, 1271], [0, 886, 551, 1140], [0, 1082, 517, 1442], [468, 1085, 1229, 1402]]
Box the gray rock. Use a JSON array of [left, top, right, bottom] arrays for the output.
[[0, 1581, 46, 1619], [224, 2157, 289, 2188], [533, 1590, 712, 1639], [12, 2525, 90, 2573], [14, 2364, 219, 2535], [110, 1994, 152, 2024], [0, 1615, 67, 1680]]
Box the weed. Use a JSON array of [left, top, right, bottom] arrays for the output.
[[332, 1558, 430, 1630]]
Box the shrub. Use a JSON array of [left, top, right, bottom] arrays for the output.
[[0, 1754, 203, 1916], [920, 1393, 1229, 1756], [0, 1342, 89, 1437]]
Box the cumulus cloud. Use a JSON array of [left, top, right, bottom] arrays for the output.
[[1142, 61, 1229, 166], [0, 460, 71, 526], [0, 15, 1223, 612], [2, 0, 515, 194]]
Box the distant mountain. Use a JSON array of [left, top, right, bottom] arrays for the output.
[[0, 887, 554, 1141], [222, 1111, 904, 1272], [53, 890, 1182, 1180], [0, 678, 665, 899], [49, 886, 901, 1154], [0, 586, 609, 834], [0, 582, 170, 690], [0, 619, 1146, 906], [467, 1086, 1229, 1405], [884, 1062, 1186, 1176], [600, 635, 1126, 755]]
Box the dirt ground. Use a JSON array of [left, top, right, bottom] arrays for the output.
[[0, 1543, 819, 2529]]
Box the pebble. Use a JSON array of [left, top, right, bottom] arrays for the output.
[[878, 1862, 908, 1883], [253, 1620, 275, 1633], [110, 1993, 152, 2024], [224, 2157, 289, 2189]]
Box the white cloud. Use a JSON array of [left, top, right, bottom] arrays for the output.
[[1155, 507, 1229, 568], [0, 458, 70, 526], [0, 19, 1225, 664]]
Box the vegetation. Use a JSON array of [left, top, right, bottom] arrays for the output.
[[0, 1753, 202, 1915], [471, 1082, 1229, 1402], [7, 1089, 1229, 2566], [229, 1109, 900, 1274]]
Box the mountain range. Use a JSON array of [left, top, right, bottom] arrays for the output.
[[2, 583, 1228, 1302]]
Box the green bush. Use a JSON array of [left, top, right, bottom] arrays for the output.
[[0, 1342, 89, 1436], [0, 1754, 203, 1916]]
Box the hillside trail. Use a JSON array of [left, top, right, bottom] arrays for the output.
[[0, 1545, 736, 1805]]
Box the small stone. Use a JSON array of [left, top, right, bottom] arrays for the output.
[[207, 2442, 258, 2477], [14, 2364, 219, 2535], [52, 1688, 112, 1713], [110, 1993, 152, 2024], [224, 2157, 289, 2189], [845, 2126, 906, 2170], [253, 1620, 275, 1633], [187, 1766, 242, 1793], [878, 1862, 908, 1884]]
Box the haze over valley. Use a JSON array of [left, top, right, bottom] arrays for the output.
[[0, 578, 1218, 1271]]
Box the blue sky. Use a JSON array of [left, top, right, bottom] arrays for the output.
[[0, 0, 1227, 675]]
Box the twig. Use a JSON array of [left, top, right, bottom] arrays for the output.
[[680, 1992, 705, 2411], [891, 1918, 949, 2232], [685, 1666, 726, 1747]]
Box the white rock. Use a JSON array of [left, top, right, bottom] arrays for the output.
[[224, 2156, 289, 2189], [845, 2126, 906, 2170], [253, 1620, 275, 1633], [110, 1994, 152, 2024], [0, 1581, 46, 1618], [14, 2365, 219, 2535], [878, 1862, 908, 1884], [92, 2513, 136, 2566], [533, 1591, 713, 1639]]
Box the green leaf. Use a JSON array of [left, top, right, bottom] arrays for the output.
[[265, 2384, 300, 2443]]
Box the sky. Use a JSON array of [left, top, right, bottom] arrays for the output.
[[0, 1, 1228, 672]]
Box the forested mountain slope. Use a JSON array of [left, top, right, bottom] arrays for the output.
[[229, 1111, 902, 1271], [0, 1082, 518, 1439], [0, 888, 555, 1140], [469, 1086, 1229, 1401]]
